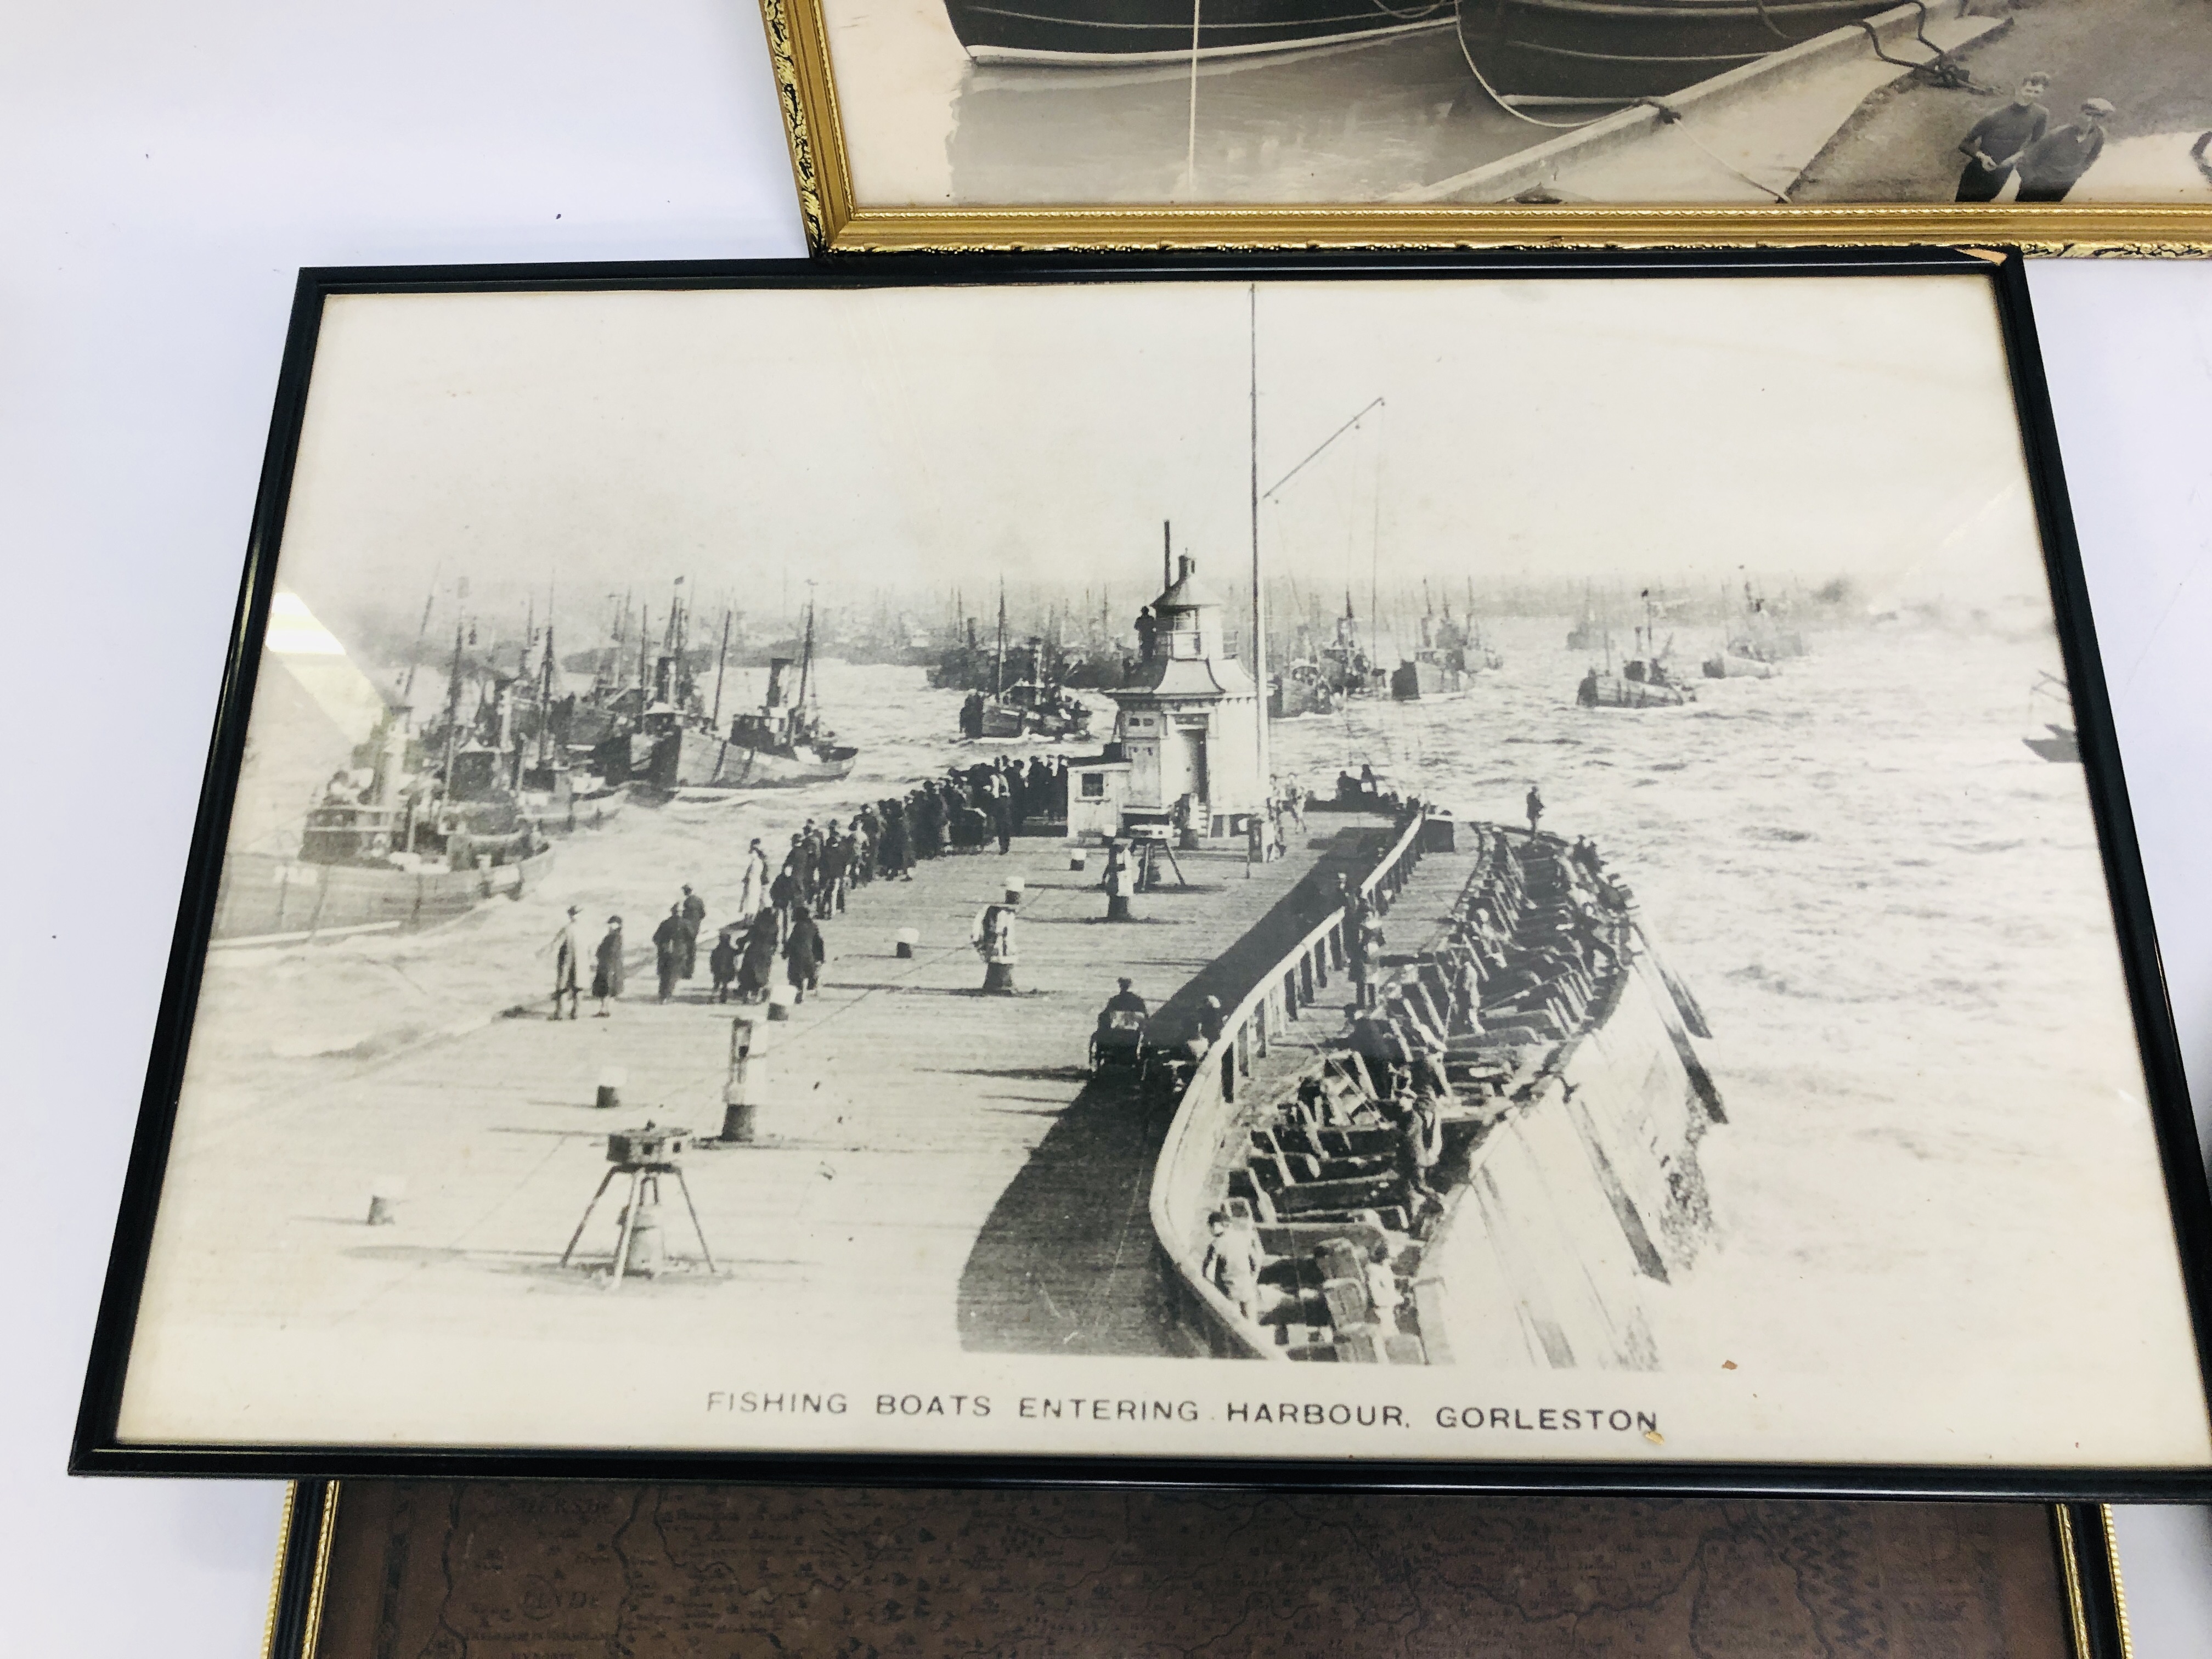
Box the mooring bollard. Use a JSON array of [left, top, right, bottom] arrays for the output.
[[895, 927, 918, 960], [595, 1064, 626, 1111], [365, 1174, 405, 1226], [766, 983, 797, 1023], [1069, 847, 1087, 872], [721, 1013, 763, 1143]]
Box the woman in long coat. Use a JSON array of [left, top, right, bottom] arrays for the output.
[[783, 904, 826, 1003], [737, 838, 770, 920], [591, 916, 626, 1017]]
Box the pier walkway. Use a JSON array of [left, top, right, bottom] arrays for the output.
[[153, 823, 1392, 1364]]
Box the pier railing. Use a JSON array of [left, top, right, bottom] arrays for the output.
[[1148, 805, 1431, 1359]]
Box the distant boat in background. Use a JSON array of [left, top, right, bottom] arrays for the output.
[[944, 0, 1451, 63], [1456, 0, 1903, 102], [1566, 583, 1603, 651]]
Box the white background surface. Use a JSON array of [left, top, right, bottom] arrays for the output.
[[4, 4, 2209, 1654]]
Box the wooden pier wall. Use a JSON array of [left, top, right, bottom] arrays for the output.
[[1416, 936, 1720, 1373], [1149, 808, 1434, 1361]]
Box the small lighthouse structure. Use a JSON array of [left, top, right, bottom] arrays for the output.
[[1104, 551, 1263, 842]]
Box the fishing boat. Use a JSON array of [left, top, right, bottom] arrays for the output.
[[1728, 580, 1807, 662], [212, 699, 554, 946], [943, 0, 1451, 64], [641, 601, 859, 791], [1701, 649, 1775, 679], [1455, 0, 1903, 104], [1578, 601, 1694, 707], [210, 839, 554, 947], [1269, 658, 1336, 719], [1150, 808, 1722, 1366], [1579, 664, 1694, 707], [2022, 672, 2080, 763], [1391, 590, 1500, 700], [1318, 597, 1389, 698], [956, 588, 1096, 741], [979, 680, 1094, 740]]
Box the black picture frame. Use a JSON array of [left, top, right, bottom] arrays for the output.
[[72, 246, 2212, 1498]]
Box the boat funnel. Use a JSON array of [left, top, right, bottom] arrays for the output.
[[764, 658, 792, 708]]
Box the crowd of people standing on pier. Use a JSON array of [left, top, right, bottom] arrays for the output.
[[542, 754, 1077, 1017]]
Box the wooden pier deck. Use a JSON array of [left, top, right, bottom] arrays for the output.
[[1222, 822, 1491, 1126], [147, 823, 1400, 1367]]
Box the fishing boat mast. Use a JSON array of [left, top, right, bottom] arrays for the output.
[[399, 583, 436, 708], [794, 588, 817, 714], [535, 620, 557, 771], [994, 583, 1007, 697], [710, 607, 731, 729], [441, 614, 465, 794]]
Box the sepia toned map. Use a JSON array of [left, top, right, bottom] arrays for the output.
[[314, 1482, 2076, 1657]]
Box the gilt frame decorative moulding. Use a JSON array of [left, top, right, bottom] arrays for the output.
[[759, 0, 2212, 253]]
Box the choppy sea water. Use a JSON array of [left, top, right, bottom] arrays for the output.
[[183, 617, 2191, 1396], [1271, 615, 2184, 1389]]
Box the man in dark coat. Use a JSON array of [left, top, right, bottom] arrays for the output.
[[796, 822, 821, 906], [678, 884, 707, 978], [783, 904, 826, 1002], [821, 826, 851, 915], [708, 928, 740, 1002], [1954, 72, 2050, 201], [737, 918, 777, 1003], [915, 787, 945, 860], [652, 904, 685, 1003], [2015, 98, 2113, 202], [591, 916, 625, 1017], [994, 791, 1016, 855], [881, 804, 911, 879]]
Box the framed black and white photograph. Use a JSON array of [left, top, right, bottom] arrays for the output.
[[74, 248, 2212, 1495], [759, 0, 2212, 249]]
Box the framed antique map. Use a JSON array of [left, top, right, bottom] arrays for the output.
[[74, 247, 2212, 1494], [262, 1481, 2136, 1659], [759, 0, 2212, 249]]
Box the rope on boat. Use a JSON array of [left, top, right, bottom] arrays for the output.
[[1752, 0, 1809, 44], [1669, 115, 1795, 202], [1360, 0, 1449, 24], [1455, 31, 1618, 129]]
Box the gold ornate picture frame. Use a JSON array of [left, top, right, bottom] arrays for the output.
[[760, 0, 2212, 252]]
